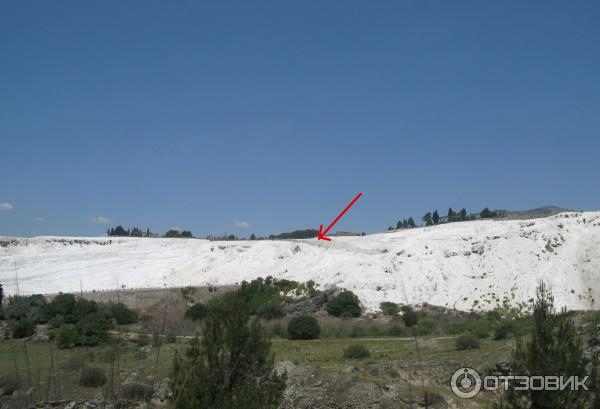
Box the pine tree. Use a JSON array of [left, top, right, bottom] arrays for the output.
[[447, 208, 455, 222], [0, 282, 3, 309], [396, 220, 402, 230], [493, 283, 589, 408], [250, 233, 256, 240], [459, 208, 467, 221], [432, 210, 440, 225], [402, 219, 409, 228], [408, 217, 416, 227], [422, 212, 433, 226], [170, 291, 286, 408]]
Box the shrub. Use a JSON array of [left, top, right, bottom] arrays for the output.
[[109, 303, 138, 325], [474, 328, 490, 339], [9, 319, 35, 339], [80, 367, 106, 387], [256, 298, 285, 319], [493, 321, 513, 340], [343, 344, 370, 359], [326, 291, 362, 318], [380, 302, 400, 316], [387, 324, 405, 337], [401, 307, 418, 328], [287, 315, 321, 340], [75, 312, 112, 346], [455, 333, 480, 350], [415, 319, 436, 336], [48, 315, 65, 329], [5, 295, 47, 323], [56, 324, 78, 349], [184, 303, 208, 321]]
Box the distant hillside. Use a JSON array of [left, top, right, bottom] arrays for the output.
[[503, 206, 571, 220], [1, 211, 599, 312]]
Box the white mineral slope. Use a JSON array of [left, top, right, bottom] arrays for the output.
[[1, 212, 599, 312]]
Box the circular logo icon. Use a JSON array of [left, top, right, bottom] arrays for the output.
[[451, 367, 482, 399]]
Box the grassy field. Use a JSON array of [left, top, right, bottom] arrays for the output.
[[0, 334, 513, 407]]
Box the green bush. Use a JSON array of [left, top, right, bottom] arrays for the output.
[[493, 321, 513, 340], [5, 295, 47, 323], [109, 303, 138, 325], [415, 319, 436, 336], [326, 291, 362, 318], [75, 312, 112, 346], [387, 324, 405, 337], [9, 319, 35, 339], [184, 303, 208, 321], [343, 344, 370, 359], [455, 333, 481, 350], [256, 298, 285, 319], [287, 315, 321, 340], [380, 302, 400, 316], [474, 327, 490, 339], [56, 324, 78, 349], [401, 307, 418, 328], [80, 367, 106, 387]]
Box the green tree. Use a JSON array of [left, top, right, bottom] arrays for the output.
[[432, 210, 440, 225], [56, 324, 78, 349], [396, 220, 402, 230], [493, 283, 589, 409], [170, 291, 286, 409], [9, 319, 35, 338], [459, 208, 467, 220], [407, 217, 416, 227], [325, 291, 362, 317], [401, 306, 418, 328], [287, 315, 321, 340], [448, 207, 455, 222], [109, 302, 138, 325], [185, 303, 208, 321], [422, 212, 433, 226], [75, 312, 112, 346]]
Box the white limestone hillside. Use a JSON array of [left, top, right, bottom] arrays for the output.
[[1, 212, 599, 312]]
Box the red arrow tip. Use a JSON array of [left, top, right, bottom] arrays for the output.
[[317, 224, 331, 241]]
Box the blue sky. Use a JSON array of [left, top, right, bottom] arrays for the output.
[[1, 1, 599, 237]]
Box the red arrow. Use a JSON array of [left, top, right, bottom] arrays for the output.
[[317, 192, 363, 241]]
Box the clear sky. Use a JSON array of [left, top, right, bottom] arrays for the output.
[[1, 1, 599, 238]]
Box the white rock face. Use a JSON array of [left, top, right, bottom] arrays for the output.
[[1, 212, 599, 312]]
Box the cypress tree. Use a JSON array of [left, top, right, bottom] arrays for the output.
[[432, 210, 440, 225], [422, 212, 433, 226], [170, 291, 286, 408], [493, 283, 589, 408]]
